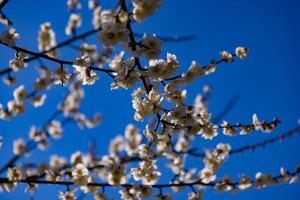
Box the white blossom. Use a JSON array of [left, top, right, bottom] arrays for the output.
[[13, 138, 26, 155], [73, 56, 99, 85], [132, 0, 163, 22], [72, 163, 89, 186], [0, 28, 20, 47], [38, 22, 57, 57], [48, 120, 63, 139], [9, 53, 27, 72], [65, 14, 82, 35], [235, 47, 248, 58], [7, 167, 23, 181], [13, 85, 27, 103], [131, 160, 161, 185], [59, 189, 77, 200]]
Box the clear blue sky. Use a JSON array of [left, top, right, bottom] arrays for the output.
[[0, 0, 300, 199]]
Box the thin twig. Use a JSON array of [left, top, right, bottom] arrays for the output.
[[0, 0, 9, 10]]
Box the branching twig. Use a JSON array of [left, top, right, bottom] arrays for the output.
[[212, 95, 239, 124], [0, 167, 298, 189]]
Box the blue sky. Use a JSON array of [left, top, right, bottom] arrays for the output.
[[0, 0, 300, 199]]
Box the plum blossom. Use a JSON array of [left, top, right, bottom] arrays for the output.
[[0, 28, 20, 47]]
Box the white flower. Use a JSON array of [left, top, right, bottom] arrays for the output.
[[31, 95, 47, 107], [13, 85, 27, 103], [214, 143, 231, 160], [73, 56, 99, 85], [188, 191, 203, 200], [73, 56, 92, 69], [9, 53, 27, 72], [77, 68, 99, 85], [200, 167, 216, 184], [13, 138, 26, 155], [175, 135, 189, 152], [146, 53, 179, 81], [109, 135, 124, 156], [119, 188, 136, 200], [59, 189, 77, 200], [94, 192, 108, 200], [238, 176, 252, 190], [143, 125, 158, 145], [48, 120, 63, 139], [72, 163, 89, 186], [132, 89, 155, 121], [255, 172, 268, 188], [124, 124, 142, 156], [29, 126, 46, 142], [7, 100, 25, 115], [215, 177, 233, 192], [131, 160, 161, 185], [235, 47, 248, 58], [99, 22, 129, 46], [199, 125, 218, 140], [25, 183, 38, 193], [70, 151, 88, 166], [221, 121, 237, 136], [79, 43, 97, 58], [107, 165, 126, 186], [180, 61, 205, 84], [92, 6, 102, 29], [109, 52, 138, 89], [137, 34, 162, 60], [65, 14, 82, 35], [49, 155, 67, 169], [7, 167, 23, 181], [0, 28, 20, 47], [54, 67, 72, 85], [3, 76, 16, 86], [137, 144, 154, 159], [38, 22, 57, 57], [67, 0, 81, 10], [220, 50, 233, 62], [45, 170, 62, 182], [34, 77, 52, 90], [89, 0, 99, 10], [132, 0, 163, 22]]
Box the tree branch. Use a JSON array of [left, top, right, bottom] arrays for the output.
[[0, 167, 298, 190], [0, 0, 9, 10]]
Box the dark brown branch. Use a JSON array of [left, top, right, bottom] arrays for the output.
[[0, 10, 12, 25], [160, 116, 279, 132], [0, 67, 11, 76], [0, 0, 9, 10], [0, 156, 20, 175], [25, 27, 102, 63], [117, 126, 300, 162], [0, 41, 73, 65], [229, 126, 300, 155], [120, 0, 152, 93], [212, 95, 239, 123], [0, 25, 196, 77], [0, 167, 298, 190], [0, 27, 102, 76], [0, 41, 114, 76], [0, 109, 66, 174], [164, 53, 238, 81], [10, 125, 300, 194]]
